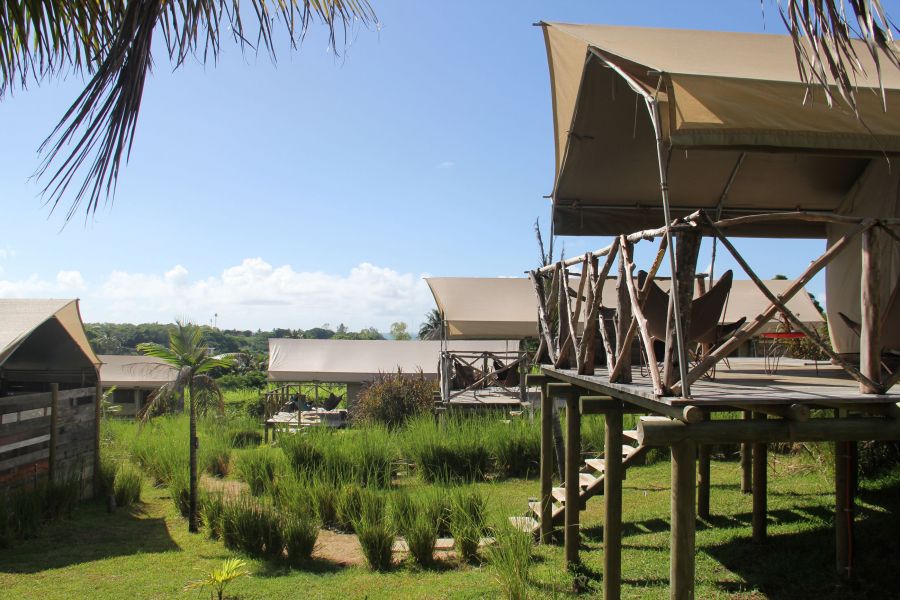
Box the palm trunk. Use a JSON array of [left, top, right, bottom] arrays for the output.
[[188, 382, 199, 533]]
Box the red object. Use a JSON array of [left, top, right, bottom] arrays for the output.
[[760, 332, 806, 339]]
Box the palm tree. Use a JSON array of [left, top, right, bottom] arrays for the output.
[[138, 320, 234, 533], [1, 2, 895, 222], [419, 309, 442, 340]]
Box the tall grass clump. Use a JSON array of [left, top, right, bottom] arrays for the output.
[[488, 417, 540, 478], [392, 490, 443, 567], [354, 368, 435, 427], [44, 472, 82, 521], [354, 491, 394, 571], [200, 435, 232, 478], [283, 511, 319, 565], [233, 447, 284, 496], [220, 495, 282, 558], [487, 520, 534, 600], [202, 492, 225, 539], [169, 468, 191, 517], [279, 427, 395, 488], [9, 486, 45, 539], [113, 462, 142, 508], [335, 484, 362, 532], [403, 415, 490, 483], [127, 417, 188, 484], [450, 487, 487, 562]]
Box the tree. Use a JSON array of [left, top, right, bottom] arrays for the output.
[[418, 309, 442, 340], [2, 2, 896, 221], [137, 320, 234, 533], [390, 322, 411, 340]]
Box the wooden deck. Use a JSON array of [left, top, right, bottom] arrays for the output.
[[544, 357, 900, 412], [447, 388, 526, 408]]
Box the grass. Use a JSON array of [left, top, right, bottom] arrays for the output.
[[2, 455, 900, 598]]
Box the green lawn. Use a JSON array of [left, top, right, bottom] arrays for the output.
[[1, 455, 899, 599]]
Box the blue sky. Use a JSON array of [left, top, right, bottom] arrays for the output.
[[0, 0, 881, 331]]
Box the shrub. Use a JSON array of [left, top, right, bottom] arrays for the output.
[[354, 368, 435, 427], [405, 511, 438, 567], [354, 492, 394, 571], [201, 436, 232, 478], [488, 521, 534, 600], [202, 492, 225, 539], [283, 511, 319, 564], [450, 487, 487, 562], [335, 484, 362, 532], [169, 469, 191, 517], [113, 463, 142, 508], [233, 447, 284, 496]]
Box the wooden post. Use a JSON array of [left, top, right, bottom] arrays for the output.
[[49, 383, 59, 484], [740, 412, 752, 493], [540, 382, 554, 543], [615, 245, 633, 383], [604, 410, 624, 600], [133, 388, 141, 418], [664, 231, 701, 393], [752, 412, 767, 544], [860, 227, 882, 393], [94, 384, 101, 496], [564, 392, 581, 565], [670, 440, 697, 600], [698, 445, 711, 520]]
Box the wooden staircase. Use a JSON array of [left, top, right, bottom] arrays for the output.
[[510, 428, 648, 536]]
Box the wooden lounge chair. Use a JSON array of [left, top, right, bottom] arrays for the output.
[[492, 358, 521, 387], [452, 358, 485, 390], [321, 393, 342, 411]]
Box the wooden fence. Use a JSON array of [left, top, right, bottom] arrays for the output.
[[0, 385, 98, 497]]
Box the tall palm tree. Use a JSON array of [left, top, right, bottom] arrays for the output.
[[419, 309, 442, 340], [1, 1, 895, 222], [138, 320, 234, 533]]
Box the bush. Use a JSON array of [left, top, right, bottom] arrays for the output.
[[354, 368, 435, 427], [168, 469, 191, 517], [201, 436, 232, 478], [221, 495, 282, 558], [335, 484, 362, 532], [233, 447, 284, 496], [283, 512, 319, 564], [354, 492, 394, 571], [488, 521, 534, 600], [405, 511, 438, 567], [450, 487, 487, 562], [113, 463, 142, 508], [202, 492, 225, 539], [403, 415, 491, 483]]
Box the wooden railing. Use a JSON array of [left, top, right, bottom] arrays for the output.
[[531, 209, 900, 398], [439, 349, 527, 404]]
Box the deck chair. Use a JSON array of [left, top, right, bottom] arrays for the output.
[[321, 393, 342, 411], [452, 358, 484, 390], [492, 358, 521, 387]]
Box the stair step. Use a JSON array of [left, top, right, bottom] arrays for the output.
[[509, 516, 539, 534], [584, 458, 605, 473], [528, 501, 544, 516], [622, 444, 638, 457], [552, 487, 567, 503], [623, 429, 639, 442], [579, 472, 601, 489]]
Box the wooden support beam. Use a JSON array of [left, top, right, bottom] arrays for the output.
[[670, 439, 697, 600], [604, 410, 624, 600], [860, 227, 882, 394], [578, 255, 597, 375], [637, 414, 900, 445], [583, 242, 620, 374], [674, 220, 872, 395], [741, 411, 752, 494], [525, 373, 551, 387], [614, 244, 634, 383], [564, 393, 581, 565], [698, 445, 711, 520], [579, 395, 621, 414], [752, 412, 767, 544], [622, 237, 664, 395], [540, 382, 554, 544], [49, 383, 59, 483], [94, 384, 102, 496], [835, 439, 855, 579], [664, 229, 701, 395], [681, 405, 705, 424], [733, 403, 811, 422]]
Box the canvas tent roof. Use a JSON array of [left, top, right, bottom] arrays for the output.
[[268, 339, 518, 383], [99, 355, 178, 388], [426, 278, 538, 339], [542, 22, 900, 237], [0, 299, 99, 371]]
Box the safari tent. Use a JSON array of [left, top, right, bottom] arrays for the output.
[[99, 355, 178, 417]]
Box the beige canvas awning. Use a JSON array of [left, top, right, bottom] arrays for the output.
[[268, 339, 518, 383], [542, 22, 900, 237], [0, 299, 99, 373], [426, 278, 538, 339], [99, 355, 178, 388]]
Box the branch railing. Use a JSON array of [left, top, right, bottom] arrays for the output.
[[531, 210, 900, 397], [440, 350, 527, 403]]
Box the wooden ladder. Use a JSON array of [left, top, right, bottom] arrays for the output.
[[509, 428, 648, 536]]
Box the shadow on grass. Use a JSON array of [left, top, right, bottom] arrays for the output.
[[251, 556, 346, 577], [0, 502, 179, 574]]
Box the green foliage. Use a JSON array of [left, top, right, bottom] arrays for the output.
[[390, 321, 411, 340], [283, 511, 319, 564], [233, 447, 285, 496], [489, 418, 540, 479], [487, 521, 534, 600], [354, 369, 435, 427], [218, 371, 267, 391], [404, 415, 491, 483], [354, 492, 394, 572], [278, 427, 395, 488], [220, 495, 282, 558], [418, 309, 442, 341], [201, 492, 226, 540], [450, 487, 487, 562], [0, 472, 83, 546], [43, 473, 82, 522], [183, 557, 250, 600], [112, 463, 142, 508], [335, 484, 363, 532], [168, 469, 191, 517], [200, 435, 232, 478]]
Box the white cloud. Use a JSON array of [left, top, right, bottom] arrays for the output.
[[0, 270, 86, 297], [436, 160, 455, 169]]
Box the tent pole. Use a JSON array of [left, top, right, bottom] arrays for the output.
[[647, 96, 691, 397]]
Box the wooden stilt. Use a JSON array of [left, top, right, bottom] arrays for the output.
[[670, 440, 697, 600], [604, 410, 624, 600], [664, 231, 701, 393], [540, 382, 554, 543], [860, 227, 882, 393], [565, 394, 581, 565], [835, 440, 853, 578], [741, 411, 752, 494], [615, 247, 633, 383], [698, 445, 711, 520], [752, 412, 767, 544]]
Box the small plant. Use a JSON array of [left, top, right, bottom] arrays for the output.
[[113, 463, 142, 508], [10, 485, 44, 539], [404, 511, 439, 567], [488, 521, 534, 599], [183, 557, 250, 600], [354, 494, 394, 572], [283, 511, 319, 565], [450, 487, 487, 562]]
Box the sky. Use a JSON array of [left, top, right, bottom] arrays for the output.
[[1, 1, 892, 332]]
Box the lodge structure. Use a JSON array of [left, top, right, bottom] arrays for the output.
[[99, 354, 178, 418]]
